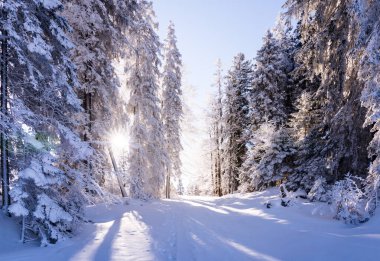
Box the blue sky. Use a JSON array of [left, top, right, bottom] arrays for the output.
[[154, 0, 285, 105]]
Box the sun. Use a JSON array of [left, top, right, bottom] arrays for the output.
[[109, 130, 130, 156]]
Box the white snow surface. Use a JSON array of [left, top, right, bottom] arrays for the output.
[[1, 188, 380, 261]]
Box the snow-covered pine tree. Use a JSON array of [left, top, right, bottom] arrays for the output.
[[209, 59, 223, 196], [162, 21, 183, 199], [241, 122, 294, 191], [239, 28, 293, 193], [126, 0, 166, 199], [283, 0, 372, 194], [1, 0, 96, 244], [357, 0, 380, 216], [249, 30, 288, 128], [221, 53, 252, 194], [286, 90, 325, 192], [290, 91, 319, 141], [280, 9, 326, 193], [63, 0, 137, 187], [273, 15, 300, 116]]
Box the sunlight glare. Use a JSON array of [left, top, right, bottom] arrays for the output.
[[110, 130, 130, 155]]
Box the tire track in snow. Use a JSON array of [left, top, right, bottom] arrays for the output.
[[116, 210, 154, 261], [170, 199, 205, 261]]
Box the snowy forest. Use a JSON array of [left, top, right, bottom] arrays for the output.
[[1, 0, 380, 260], [206, 0, 380, 223]]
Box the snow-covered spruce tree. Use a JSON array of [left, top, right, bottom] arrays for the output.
[[1, 0, 96, 244], [286, 90, 325, 193], [162, 21, 183, 199], [63, 0, 137, 187], [283, 0, 372, 194], [290, 91, 316, 141], [241, 122, 295, 191], [273, 16, 301, 116], [357, 1, 380, 216], [249, 30, 289, 129], [221, 53, 252, 194], [126, 0, 166, 199], [209, 60, 224, 196], [239, 28, 293, 192]]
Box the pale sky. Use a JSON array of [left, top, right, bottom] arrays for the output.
[[154, 0, 286, 106]]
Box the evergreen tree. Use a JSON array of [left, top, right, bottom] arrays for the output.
[[284, 0, 372, 193], [63, 0, 136, 186], [240, 27, 293, 193], [290, 91, 320, 141], [1, 0, 96, 244], [162, 21, 183, 199], [249, 31, 288, 129], [242, 122, 294, 191], [209, 60, 223, 196], [286, 90, 324, 192], [126, 0, 166, 199], [222, 53, 252, 194], [357, 0, 380, 215]]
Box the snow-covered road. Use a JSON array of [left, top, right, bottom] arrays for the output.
[[1, 189, 380, 261]]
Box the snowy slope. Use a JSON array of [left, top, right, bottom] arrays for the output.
[[1, 188, 380, 261]]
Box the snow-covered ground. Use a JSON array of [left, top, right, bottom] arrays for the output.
[[1, 188, 380, 261]]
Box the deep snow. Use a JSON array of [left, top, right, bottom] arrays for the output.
[[1, 188, 380, 261]]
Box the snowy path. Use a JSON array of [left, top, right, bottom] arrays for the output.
[[1, 189, 380, 261]]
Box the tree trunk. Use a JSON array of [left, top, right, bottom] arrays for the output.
[[1, 26, 10, 210], [108, 147, 127, 197], [166, 173, 170, 199]]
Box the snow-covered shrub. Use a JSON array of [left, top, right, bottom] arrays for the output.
[[308, 177, 330, 202], [278, 184, 307, 207], [332, 175, 369, 224], [9, 152, 86, 245]]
